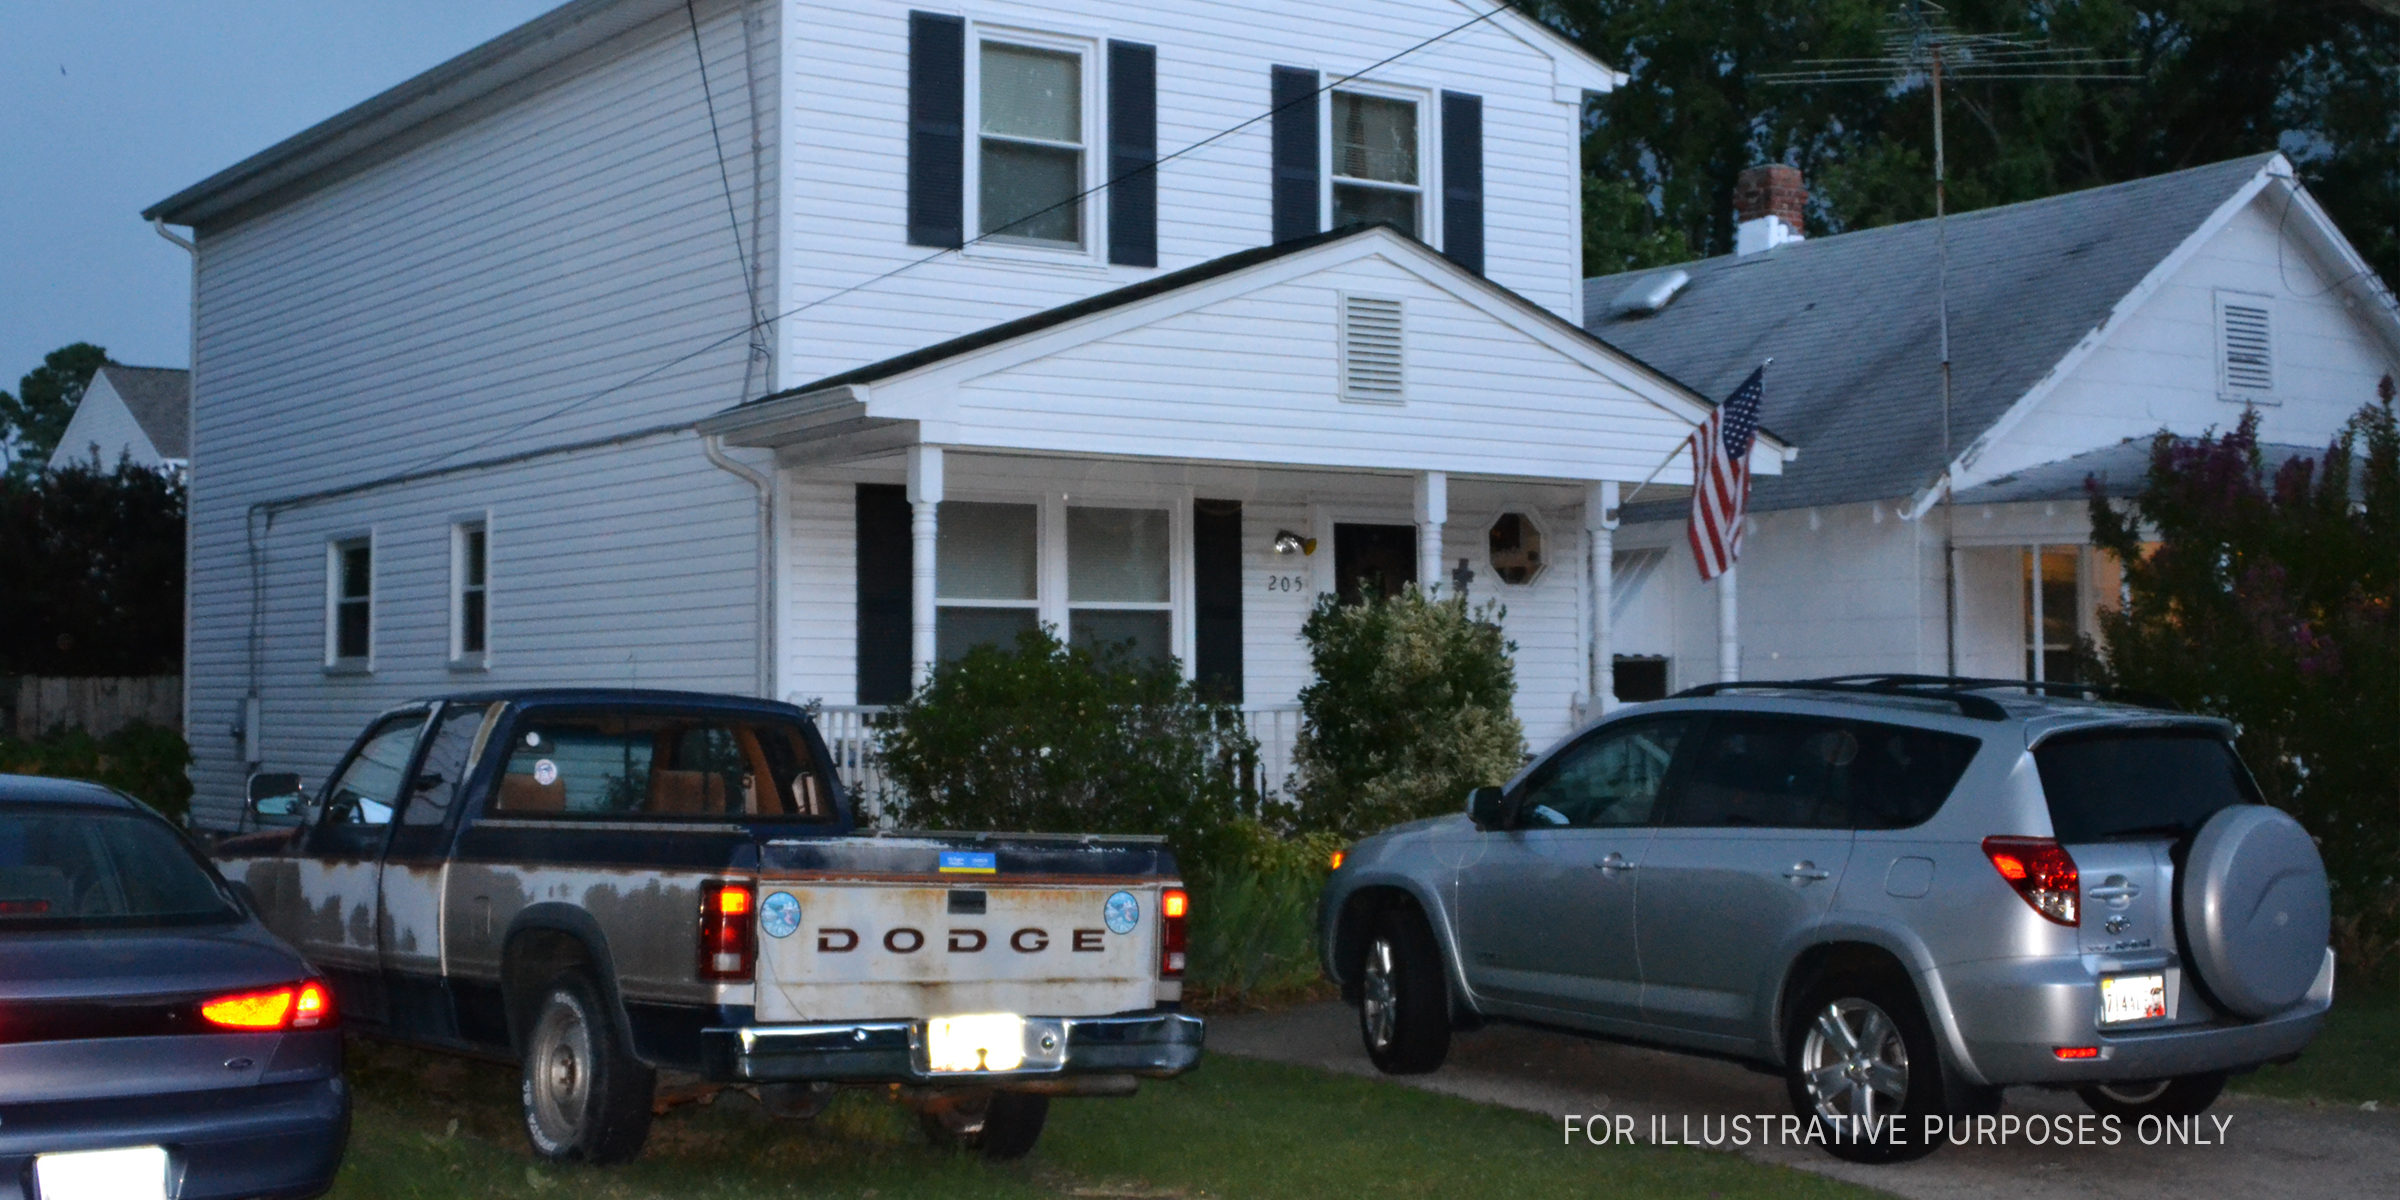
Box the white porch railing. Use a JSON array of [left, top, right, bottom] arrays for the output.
[[808, 702, 1308, 818]]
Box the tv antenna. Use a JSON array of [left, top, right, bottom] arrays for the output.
[[1760, 1, 2138, 673]]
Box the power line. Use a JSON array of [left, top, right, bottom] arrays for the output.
[[392, 5, 1515, 482]]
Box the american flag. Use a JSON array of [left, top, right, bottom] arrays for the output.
[[1688, 365, 1765, 582]]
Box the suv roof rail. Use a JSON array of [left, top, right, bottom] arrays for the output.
[[1669, 675, 2184, 722]]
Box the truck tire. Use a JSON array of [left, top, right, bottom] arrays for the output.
[[2078, 1072, 2227, 1120], [521, 972, 656, 1165], [917, 1089, 1050, 1160], [1783, 971, 1953, 1164], [2179, 805, 2329, 1018], [1358, 907, 1450, 1075]]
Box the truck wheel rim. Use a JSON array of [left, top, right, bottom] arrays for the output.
[[1361, 937, 1398, 1051], [1799, 998, 1909, 1122], [530, 1001, 593, 1142]]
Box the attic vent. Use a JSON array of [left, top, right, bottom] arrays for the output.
[[1341, 295, 1405, 402], [2216, 292, 2273, 397]]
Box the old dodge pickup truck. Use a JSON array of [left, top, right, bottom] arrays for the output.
[[216, 688, 1202, 1163]]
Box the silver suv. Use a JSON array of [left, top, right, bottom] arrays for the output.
[[1318, 676, 2334, 1162]]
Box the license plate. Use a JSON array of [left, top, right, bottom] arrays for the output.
[[2101, 973, 2167, 1024], [926, 1012, 1028, 1073], [35, 1146, 169, 1200]]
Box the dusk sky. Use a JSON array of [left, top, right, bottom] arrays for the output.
[[2, 1, 560, 384]]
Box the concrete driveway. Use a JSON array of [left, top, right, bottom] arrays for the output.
[[1210, 1002, 2397, 1199]]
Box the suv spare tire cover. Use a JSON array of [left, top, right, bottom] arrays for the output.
[[2180, 805, 2328, 1018]]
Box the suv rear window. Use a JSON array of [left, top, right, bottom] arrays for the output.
[[2034, 728, 2259, 843], [1665, 715, 1980, 830], [0, 805, 239, 929]]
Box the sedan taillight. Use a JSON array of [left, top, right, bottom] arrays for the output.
[[201, 978, 336, 1031], [1983, 836, 2080, 926], [698, 881, 756, 980]]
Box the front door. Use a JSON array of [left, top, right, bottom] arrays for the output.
[[1636, 714, 1859, 1043], [294, 708, 432, 1027], [1455, 716, 1692, 1027], [1334, 523, 1416, 603]]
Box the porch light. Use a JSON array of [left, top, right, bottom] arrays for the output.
[[1273, 530, 1317, 556]]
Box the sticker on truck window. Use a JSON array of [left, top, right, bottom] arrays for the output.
[[939, 851, 997, 875]]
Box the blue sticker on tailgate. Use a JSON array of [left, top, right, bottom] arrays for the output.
[[938, 851, 998, 875]]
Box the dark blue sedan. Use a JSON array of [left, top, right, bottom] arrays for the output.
[[0, 775, 349, 1200]]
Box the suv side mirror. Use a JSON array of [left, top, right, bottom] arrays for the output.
[[1467, 785, 1508, 830], [246, 772, 307, 825]]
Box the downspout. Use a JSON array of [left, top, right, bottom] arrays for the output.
[[703, 434, 775, 699], [153, 217, 214, 824]]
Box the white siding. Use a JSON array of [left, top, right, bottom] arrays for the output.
[[49, 377, 165, 469], [185, 0, 780, 826], [1970, 192, 2399, 484], [776, 0, 1586, 387]]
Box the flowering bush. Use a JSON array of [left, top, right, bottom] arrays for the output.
[[2087, 378, 2399, 975]]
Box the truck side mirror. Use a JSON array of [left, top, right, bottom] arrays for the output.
[[1467, 786, 1508, 830], [246, 772, 306, 825]]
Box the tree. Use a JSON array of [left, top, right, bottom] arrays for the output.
[[2087, 378, 2400, 977], [0, 342, 111, 482], [1530, 1, 2397, 285], [0, 457, 187, 676]]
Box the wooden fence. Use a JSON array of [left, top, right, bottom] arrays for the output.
[[6, 676, 182, 739]]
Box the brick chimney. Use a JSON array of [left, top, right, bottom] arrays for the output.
[[1733, 163, 1806, 255]]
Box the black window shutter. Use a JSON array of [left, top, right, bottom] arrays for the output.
[[1440, 91, 1484, 274], [1192, 499, 1244, 702], [1107, 41, 1158, 267], [906, 12, 965, 248], [856, 484, 914, 704], [1270, 66, 1320, 244]]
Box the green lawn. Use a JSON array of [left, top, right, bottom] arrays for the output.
[[331, 1039, 1870, 1199], [2233, 979, 2398, 1106]]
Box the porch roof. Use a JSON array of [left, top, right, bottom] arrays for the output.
[[701, 225, 1792, 483]]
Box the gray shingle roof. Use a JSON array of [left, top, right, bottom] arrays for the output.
[[1953, 438, 2349, 505], [1584, 153, 2276, 513], [98, 365, 191, 459]]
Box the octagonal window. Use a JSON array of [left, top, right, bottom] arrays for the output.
[[1488, 512, 1545, 585]]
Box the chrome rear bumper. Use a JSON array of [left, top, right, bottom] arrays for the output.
[[699, 1009, 1205, 1084]]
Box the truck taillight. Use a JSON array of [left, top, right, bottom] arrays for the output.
[[201, 978, 335, 1031], [1160, 887, 1188, 978], [698, 881, 756, 981], [1983, 836, 2079, 926]]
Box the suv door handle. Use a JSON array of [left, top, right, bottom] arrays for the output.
[[1596, 853, 1637, 873], [1783, 862, 1832, 881], [2087, 882, 2142, 900]]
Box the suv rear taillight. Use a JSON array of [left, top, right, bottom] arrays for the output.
[[1982, 836, 2079, 926], [201, 978, 335, 1031], [698, 881, 756, 980], [1159, 888, 1188, 978]]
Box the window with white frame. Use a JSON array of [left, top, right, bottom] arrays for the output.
[[452, 520, 488, 665], [977, 38, 1086, 248], [2022, 544, 2087, 683], [935, 497, 1180, 667], [328, 536, 373, 668], [1329, 89, 1421, 237]]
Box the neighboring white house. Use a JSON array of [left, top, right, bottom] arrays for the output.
[[48, 364, 190, 472], [1584, 153, 2400, 695], [145, 0, 1792, 829]]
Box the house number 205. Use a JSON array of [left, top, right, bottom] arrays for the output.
[[1264, 575, 1307, 592]]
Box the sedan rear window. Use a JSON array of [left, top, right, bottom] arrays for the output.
[[0, 806, 239, 929], [2034, 728, 2260, 843]]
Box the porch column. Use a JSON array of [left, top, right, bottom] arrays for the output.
[[1717, 562, 1740, 682], [907, 445, 944, 689], [1586, 481, 1619, 712], [1414, 470, 1447, 595]]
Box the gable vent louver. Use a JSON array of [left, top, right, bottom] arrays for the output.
[[2220, 299, 2273, 395], [1341, 295, 1405, 403]]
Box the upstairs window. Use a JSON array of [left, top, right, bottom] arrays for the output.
[[979, 41, 1084, 247], [1330, 90, 1420, 237], [453, 520, 489, 665], [327, 536, 373, 668]]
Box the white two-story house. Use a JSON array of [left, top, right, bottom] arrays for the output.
[[148, 0, 1788, 827]]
